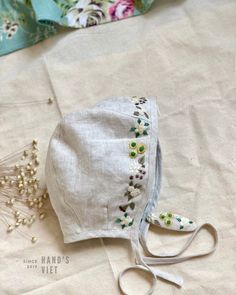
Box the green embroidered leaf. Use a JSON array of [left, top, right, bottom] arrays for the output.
[[137, 118, 141, 124], [143, 130, 148, 135], [180, 225, 184, 230], [133, 111, 140, 116], [124, 191, 129, 197], [138, 156, 145, 164], [135, 184, 142, 189], [135, 132, 140, 138], [130, 127, 136, 132], [115, 218, 121, 223], [124, 212, 128, 217], [144, 112, 149, 119], [128, 195, 133, 201], [130, 202, 135, 210], [128, 220, 134, 226], [119, 205, 127, 212], [122, 225, 125, 229], [144, 122, 149, 126]]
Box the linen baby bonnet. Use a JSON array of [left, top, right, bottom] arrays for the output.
[[45, 96, 218, 294]]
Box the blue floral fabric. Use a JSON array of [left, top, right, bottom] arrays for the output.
[[0, 0, 154, 56]]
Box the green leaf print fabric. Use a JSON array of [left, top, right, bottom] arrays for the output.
[[0, 0, 154, 56]]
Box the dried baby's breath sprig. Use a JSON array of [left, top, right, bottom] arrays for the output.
[[0, 140, 49, 243]]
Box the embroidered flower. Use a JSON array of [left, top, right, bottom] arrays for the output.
[[176, 216, 193, 230], [130, 118, 149, 137], [125, 181, 142, 200], [130, 96, 140, 103], [135, 120, 145, 134], [128, 185, 141, 197], [160, 212, 173, 226], [137, 143, 146, 154], [66, 0, 105, 28], [138, 97, 148, 104], [109, 0, 134, 21], [116, 213, 133, 228], [129, 150, 138, 158], [165, 219, 172, 226], [129, 143, 146, 179], [129, 140, 146, 160], [129, 140, 137, 149], [130, 96, 148, 105], [129, 161, 141, 174], [148, 212, 196, 231]]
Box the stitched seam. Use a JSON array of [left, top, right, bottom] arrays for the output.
[[50, 125, 82, 229]]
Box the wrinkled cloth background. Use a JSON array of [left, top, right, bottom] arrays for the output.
[[0, 0, 236, 294]]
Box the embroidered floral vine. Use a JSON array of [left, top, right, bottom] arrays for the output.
[[116, 97, 150, 229], [147, 212, 196, 231]]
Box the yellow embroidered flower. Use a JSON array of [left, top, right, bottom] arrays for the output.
[[129, 140, 137, 149], [129, 141, 147, 158], [160, 213, 166, 220], [167, 212, 173, 218], [137, 143, 146, 154], [159, 212, 174, 227], [129, 150, 138, 159], [164, 218, 172, 226]]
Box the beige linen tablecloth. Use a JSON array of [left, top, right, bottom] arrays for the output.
[[0, 0, 236, 294]]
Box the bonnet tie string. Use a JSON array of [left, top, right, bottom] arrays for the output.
[[118, 237, 184, 295], [140, 221, 218, 265], [118, 221, 218, 295], [132, 238, 184, 286]]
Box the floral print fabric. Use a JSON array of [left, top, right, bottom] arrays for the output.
[[0, 0, 154, 56], [0, 0, 56, 56]]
